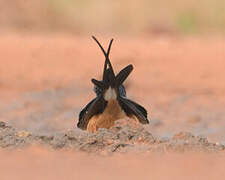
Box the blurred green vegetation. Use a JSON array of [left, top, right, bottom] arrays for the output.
[[0, 0, 224, 34], [176, 12, 198, 33]]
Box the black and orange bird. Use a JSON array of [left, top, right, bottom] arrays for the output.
[[77, 36, 149, 132]]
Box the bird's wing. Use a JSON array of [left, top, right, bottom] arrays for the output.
[[118, 97, 149, 124], [116, 64, 133, 85], [78, 98, 96, 126], [77, 96, 107, 130], [125, 99, 148, 118]]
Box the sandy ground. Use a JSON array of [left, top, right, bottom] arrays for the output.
[[0, 147, 225, 180], [0, 33, 225, 179]]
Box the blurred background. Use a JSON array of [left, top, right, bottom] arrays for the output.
[[0, 0, 225, 142], [0, 0, 225, 34]]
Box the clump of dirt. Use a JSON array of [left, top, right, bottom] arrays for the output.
[[0, 121, 224, 154]]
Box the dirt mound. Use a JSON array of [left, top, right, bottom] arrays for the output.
[[1, 121, 224, 154]]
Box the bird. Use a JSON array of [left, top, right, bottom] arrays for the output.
[[77, 36, 149, 132]]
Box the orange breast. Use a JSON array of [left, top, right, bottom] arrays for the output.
[[87, 99, 125, 133]]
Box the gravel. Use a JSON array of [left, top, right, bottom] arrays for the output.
[[1, 121, 224, 154]]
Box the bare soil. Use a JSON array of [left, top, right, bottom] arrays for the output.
[[0, 34, 225, 179]]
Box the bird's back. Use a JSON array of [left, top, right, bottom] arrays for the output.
[[87, 99, 126, 132]]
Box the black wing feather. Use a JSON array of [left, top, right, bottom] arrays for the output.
[[116, 64, 133, 86], [78, 98, 96, 122], [125, 99, 148, 118], [118, 97, 149, 124], [77, 96, 107, 130]]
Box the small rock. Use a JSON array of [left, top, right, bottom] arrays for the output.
[[172, 132, 194, 140], [0, 121, 6, 128], [216, 142, 220, 146], [16, 131, 31, 138]]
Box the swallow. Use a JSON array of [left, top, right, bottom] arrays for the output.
[[77, 36, 149, 132]]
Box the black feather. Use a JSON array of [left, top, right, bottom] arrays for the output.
[[118, 97, 149, 124], [77, 96, 107, 130], [77, 98, 96, 129], [116, 64, 133, 86], [125, 99, 148, 118]]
